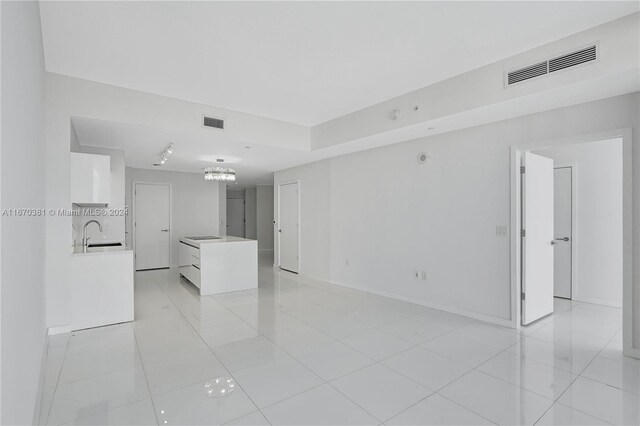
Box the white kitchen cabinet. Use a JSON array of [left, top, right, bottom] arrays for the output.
[[179, 242, 201, 288], [70, 152, 111, 205], [179, 236, 257, 296], [70, 249, 134, 331]]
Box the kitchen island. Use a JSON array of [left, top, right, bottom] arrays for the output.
[[179, 236, 258, 296]]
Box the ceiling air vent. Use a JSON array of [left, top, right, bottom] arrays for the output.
[[507, 61, 548, 85], [506, 43, 598, 87], [549, 45, 597, 73], [203, 115, 224, 130]]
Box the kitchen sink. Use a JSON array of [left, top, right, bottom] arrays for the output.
[[86, 242, 125, 253], [88, 242, 123, 248]]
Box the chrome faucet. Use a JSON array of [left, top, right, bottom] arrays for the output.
[[82, 220, 103, 253]]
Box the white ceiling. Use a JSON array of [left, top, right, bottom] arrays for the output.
[[40, 1, 638, 126], [71, 116, 316, 185]]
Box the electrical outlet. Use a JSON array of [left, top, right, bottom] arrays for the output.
[[496, 225, 508, 237], [421, 271, 427, 281], [414, 271, 419, 279]]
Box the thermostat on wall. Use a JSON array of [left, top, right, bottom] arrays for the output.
[[417, 152, 429, 164]]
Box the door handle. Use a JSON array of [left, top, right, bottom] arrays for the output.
[[278, 229, 282, 233], [161, 229, 169, 232], [555, 237, 570, 242]]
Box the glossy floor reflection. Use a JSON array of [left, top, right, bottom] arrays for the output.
[[40, 254, 637, 425]]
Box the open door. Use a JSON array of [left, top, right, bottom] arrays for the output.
[[521, 152, 555, 325], [278, 182, 299, 273]]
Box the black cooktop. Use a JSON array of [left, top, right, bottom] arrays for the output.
[[185, 236, 221, 240]]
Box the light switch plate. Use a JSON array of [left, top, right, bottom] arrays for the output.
[[496, 225, 508, 236]]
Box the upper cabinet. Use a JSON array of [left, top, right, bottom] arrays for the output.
[[70, 152, 111, 205]]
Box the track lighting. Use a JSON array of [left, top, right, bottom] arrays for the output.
[[156, 143, 174, 165]]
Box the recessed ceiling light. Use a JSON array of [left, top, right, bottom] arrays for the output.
[[245, 146, 251, 149]]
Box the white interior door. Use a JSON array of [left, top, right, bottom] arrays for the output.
[[554, 167, 572, 299], [522, 152, 555, 325], [227, 198, 245, 237], [134, 183, 170, 270], [279, 182, 299, 273]]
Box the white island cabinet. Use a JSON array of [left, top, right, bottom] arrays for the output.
[[179, 236, 258, 295]]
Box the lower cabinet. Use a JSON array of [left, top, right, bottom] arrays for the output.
[[179, 242, 201, 288], [70, 251, 134, 331]]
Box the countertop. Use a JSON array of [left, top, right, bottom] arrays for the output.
[[71, 246, 133, 256], [180, 236, 256, 248]]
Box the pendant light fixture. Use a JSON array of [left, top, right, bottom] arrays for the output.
[[204, 159, 236, 182]]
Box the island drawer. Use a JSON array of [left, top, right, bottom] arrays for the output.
[[180, 264, 200, 288], [179, 241, 200, 266]]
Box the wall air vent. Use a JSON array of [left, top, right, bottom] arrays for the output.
[[203, 115, 224, 130], [506, 43, 598, 87], [548, 45, 597, 73], [507, 61, 548, 85]]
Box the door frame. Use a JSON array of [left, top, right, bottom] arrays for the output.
[[552, 165, 578, 301], [276, 180, 301, 274], [510, 128, 636, 358], [132, 181, 172, 270]]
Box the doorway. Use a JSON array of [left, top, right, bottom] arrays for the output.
[[278, 181, 299, 273], [227, 198, 245, 237], [134, 182, 171, 270], [553, 166, 573, 299], [511, 130, 635, 358]]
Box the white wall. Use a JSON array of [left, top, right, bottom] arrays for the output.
[[125, 168, 222, 268], [257, 186, 274, 252], [1, 1, 47, 424], [275, 93, 639, 327], [245, 188, 257, 240], [535, 139, 623, 307], [312, 13, 639, 149], [71, 146, 126, 246]]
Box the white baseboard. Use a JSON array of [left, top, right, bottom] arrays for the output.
[[573, 296, 622, 309], [300, 273, 514, 329], [47, 325, 71, 336]]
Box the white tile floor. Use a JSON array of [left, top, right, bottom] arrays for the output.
[[39, 254, 638, 425]]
